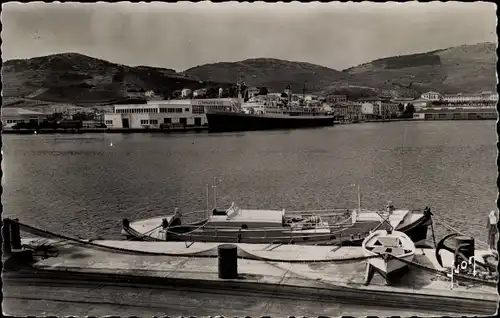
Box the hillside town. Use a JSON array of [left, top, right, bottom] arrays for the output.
[[2, 84, 498, 131]]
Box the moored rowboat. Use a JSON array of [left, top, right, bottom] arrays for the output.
[[362, 229, 416, 285]]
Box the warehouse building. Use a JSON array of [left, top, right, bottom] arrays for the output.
[[1, 107, 46, 128], [104, 98, 235, 129], [413, 107, 497, 120]]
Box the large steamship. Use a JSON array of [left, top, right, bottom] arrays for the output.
[[206, 82, 335, 133]]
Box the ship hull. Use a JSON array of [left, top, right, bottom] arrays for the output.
[[206, 111, 335, 133]]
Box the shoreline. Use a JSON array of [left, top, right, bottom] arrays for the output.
[[1, 126, 209, 134], [2, 119, 495, 135]]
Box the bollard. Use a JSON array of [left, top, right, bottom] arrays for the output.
[[2, 218, 12, 256], [10, 218, 21, 250], [218, 244, 238, 279]]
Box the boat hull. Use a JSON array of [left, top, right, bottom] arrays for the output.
[[206, 110, 335, 133], [122, 210, 432, 246]]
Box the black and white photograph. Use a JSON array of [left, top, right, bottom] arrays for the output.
[[1, 1, 498, 316]]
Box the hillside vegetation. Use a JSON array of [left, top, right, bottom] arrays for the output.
[[184, 58, 351, 93], [2, 53, 230, 107], [344, 42, 497, 95], [2, 42, 496, 108]]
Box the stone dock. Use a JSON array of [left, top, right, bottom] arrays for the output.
[[3, 237, 498, 316]]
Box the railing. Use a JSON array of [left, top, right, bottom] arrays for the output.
[[163, 219, 356, 233]]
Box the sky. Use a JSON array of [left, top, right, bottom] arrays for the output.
[[1, 1, 497, 71]]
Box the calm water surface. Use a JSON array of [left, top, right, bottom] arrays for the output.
[[2, 121, 497, 244]]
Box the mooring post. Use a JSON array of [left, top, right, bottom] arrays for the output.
[[10, 218, 21, 250], [2, 218, 12, 256], [218, 244, 238, 279]]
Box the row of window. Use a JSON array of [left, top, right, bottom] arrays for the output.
[[140, 119, 159, 125], [192, 105, 205, 114], [159, 108, 185, 113], [6, 119, 24, 124], [115, 107, 190, 114], [105, 120, 113, 125], [116, 108, 158, 114]]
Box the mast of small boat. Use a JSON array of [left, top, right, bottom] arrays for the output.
[[206, 183, 210, 218], [357, 184, 361, 213], [212, 177, 221, 209]]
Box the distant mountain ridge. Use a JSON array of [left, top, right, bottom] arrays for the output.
[[2, 42, 496, 108], [185, 42, 496, 97], [184, 58, 350, 93]]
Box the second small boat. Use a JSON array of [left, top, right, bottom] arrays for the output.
[[362, 228, 416, 285]]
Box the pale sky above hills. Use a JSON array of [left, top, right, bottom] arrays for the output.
[[1, 2, 497, 71]]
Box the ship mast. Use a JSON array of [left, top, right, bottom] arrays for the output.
[[302, 81, 307, 107], [234, 76, 246, 111]]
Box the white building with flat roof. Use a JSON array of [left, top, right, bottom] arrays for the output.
[[421, 91, 443, 101], [104, 98, 235, 129]]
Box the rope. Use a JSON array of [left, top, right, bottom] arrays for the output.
[[125, 224, 162, 241], [163, 219, 211, 235], [13, 220, 496, 288], [430, 219, 438, 249], [13, 219, 380, 264]]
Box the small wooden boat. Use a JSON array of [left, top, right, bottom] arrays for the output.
[[362, 229, 416, 285], [121, 180, 433, 246], [121, 202, 433, 246]]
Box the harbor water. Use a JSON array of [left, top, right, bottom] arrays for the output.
[[2, 121, 497, 244]]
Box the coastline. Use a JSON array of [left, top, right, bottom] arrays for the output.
[[2, 118, 496, 135], [1, 126, 209, 134]]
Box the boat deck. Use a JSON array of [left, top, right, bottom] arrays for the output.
[[19, 238, 498, 315]]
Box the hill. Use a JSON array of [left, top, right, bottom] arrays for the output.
[[184, 58, 350, 93], [342, 42, 497, 95], [185, 42, 497, 97], [1, 53, 229, 107], [2, 42, 496, 109]]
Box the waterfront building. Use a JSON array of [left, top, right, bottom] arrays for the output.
[[346, 102, 362, 120], [443, 91, 499, 104], [331, 103, 348, 120], [408, 98, 430, 111], [304, 94, 318, 102], [193, 89, 207, 98], [104, 98, 236, 129], [380, 102, 400, 116], [413, 106, 497, 120], [327, 95, 347, 103], [390, 98, 415, 107], [421, 91, 443, 101], [181, 88, 192, 98], [361, 103, 377, 120], [1, 107, 46, 128]]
